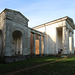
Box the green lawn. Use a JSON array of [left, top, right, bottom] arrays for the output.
[[0, 56, 60, 74], [15, 56, 75, 75]]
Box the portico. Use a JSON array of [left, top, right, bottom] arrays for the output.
[[30, 29, 45, 56], [33, 16, 75, 55], [56, 26, 74, 55]]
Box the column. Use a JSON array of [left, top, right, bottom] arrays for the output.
[[43, 36, 45, 55], [66, 28, 70, 54], [69, 32, 72, 54], [33, 34, 35, 54], [62, 26, 67, 54], [72, 33, 74, 54], [39, 36, 42, 55]]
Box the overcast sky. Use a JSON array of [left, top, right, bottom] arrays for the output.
[[0, 0, 75, 46]]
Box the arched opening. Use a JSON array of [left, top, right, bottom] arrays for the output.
[[12, 30, 22, 55], [0, 30, 3, 56]]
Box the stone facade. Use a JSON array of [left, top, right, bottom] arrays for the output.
[[33, 16, 75, 55], [0, 9, 75, 63], [0, 9, 45, 63]]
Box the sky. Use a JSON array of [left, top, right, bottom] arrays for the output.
[[0, 0, 75, 46]]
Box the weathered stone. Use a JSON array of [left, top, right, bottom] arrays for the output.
[[0, 9, 75, 63], [33, 16, 75, 55]]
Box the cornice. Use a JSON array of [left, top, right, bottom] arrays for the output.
[[33, 16, 74, 29]]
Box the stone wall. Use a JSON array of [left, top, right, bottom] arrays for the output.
[[34, 20, 74, 55], [0, 9, 45, 62]]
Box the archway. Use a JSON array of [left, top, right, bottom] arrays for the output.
[[0, 30, 3, 56], [12, 30, 22, 55]]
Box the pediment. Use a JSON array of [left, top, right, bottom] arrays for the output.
[[1, 8, 29, 27]]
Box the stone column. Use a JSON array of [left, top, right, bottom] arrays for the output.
[[33, 34, 35, 54], [43, 36, 45, 55], [39, 36, 42, 55], [66, 28, 70, 54], [62, 26, 67, 54], [72, 33, 74, 54], [69, 32, 72, 54]]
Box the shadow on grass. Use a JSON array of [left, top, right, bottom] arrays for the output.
[[15, 56, 75, 75], [0, 56, 60, 74]]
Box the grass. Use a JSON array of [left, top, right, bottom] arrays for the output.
[[15, 56, 75, 75], [0, 56, 60, 74]]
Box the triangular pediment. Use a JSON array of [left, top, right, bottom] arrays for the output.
[[0, 8, 29, 27]]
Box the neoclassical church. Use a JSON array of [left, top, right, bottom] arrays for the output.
[[0, 9, 74, 62]]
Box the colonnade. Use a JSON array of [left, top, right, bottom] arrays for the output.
[[62, 26, 74, 54], [32, 33, 44, 55]]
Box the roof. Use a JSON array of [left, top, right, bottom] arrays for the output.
[[33, 16, 75, 29], [0, 8, 29, 21]]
